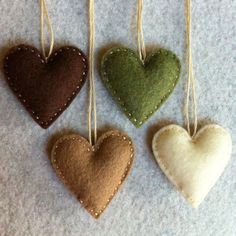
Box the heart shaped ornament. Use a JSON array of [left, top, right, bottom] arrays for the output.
[[152, 124, 232, 207], [100, 47, 181, 127], [51, 130, 135, 218], [4, 44, 88, 129]]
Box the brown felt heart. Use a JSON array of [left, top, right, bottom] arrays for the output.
[[51, 130, 135, 218], [3, 44, 88, 129]]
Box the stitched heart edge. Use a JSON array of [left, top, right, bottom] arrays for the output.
[[51, 130, 135, 218], [4, 44, 88, 129], [100, 47, 181, 127], [152, 124, 232, 207]]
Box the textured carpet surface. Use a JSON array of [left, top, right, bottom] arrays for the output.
[[0, 0, 235, 235]]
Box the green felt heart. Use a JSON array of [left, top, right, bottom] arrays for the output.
[[100, 47, 181, 127]]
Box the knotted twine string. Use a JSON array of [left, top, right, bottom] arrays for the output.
[[185, 0, 198, 137], [40, 0, 54, 60], [88, 0, 97, 145], [137, 0, 146, 63], [40, 0, 97, 144], [137, 0, 197, 136]]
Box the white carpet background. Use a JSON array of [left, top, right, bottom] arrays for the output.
[[0, 0, 235, 235]]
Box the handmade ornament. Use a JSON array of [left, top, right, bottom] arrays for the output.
[[51, 131, 134, 218], [100, 0, 181, 127], [51, 0, 135, 219], [152, 0, 232, 207], [153, 125, 231, 207], [3, 0, 87, 129]]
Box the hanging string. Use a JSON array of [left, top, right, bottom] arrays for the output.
[[40, 0, 54, 60], [185, 0, 198, 137], [88, 0, 97, 145], [137, 0, 146, 62]]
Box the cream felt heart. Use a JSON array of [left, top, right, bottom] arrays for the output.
[[152, 124, 232, 207], [51, 130, 135, 218]]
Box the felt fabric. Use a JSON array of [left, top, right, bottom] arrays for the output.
[[51, 130, 135, 219], [1, 0, 236, 235], [100, 47, 181, 127], [152, 124, 232, 208], [3, 44, 88, 129]]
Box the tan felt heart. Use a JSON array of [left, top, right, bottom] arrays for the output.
[[152, 124, 232, 207], [51, 130, 135, 218]]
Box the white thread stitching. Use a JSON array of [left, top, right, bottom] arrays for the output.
[[152, 124, 231, 206], [4, 45, 88, 127], [101, 47, 181, 126], [51, 130, 135, 218]]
